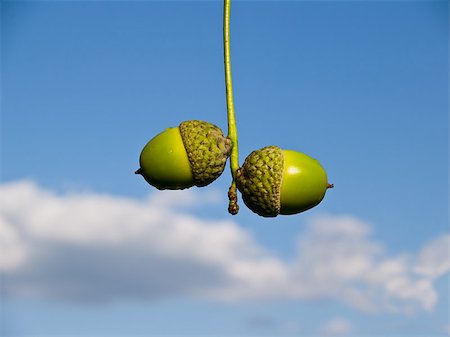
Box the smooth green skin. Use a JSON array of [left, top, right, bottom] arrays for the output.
[[280, 150, 328, 215], [139, 127, 194, 190]]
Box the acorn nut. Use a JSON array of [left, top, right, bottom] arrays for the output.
[[236, 146, 332, 217], [136, 120, 232, 190]]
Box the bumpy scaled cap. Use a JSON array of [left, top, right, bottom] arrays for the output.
[[180, 120, 232, 187], [236, 146, 284, 217]]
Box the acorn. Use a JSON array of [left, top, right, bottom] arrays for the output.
[[236, 146, 332, 217], [136, 120, 232, 190]]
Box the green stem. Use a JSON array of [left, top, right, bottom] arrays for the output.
[[224, 0, 239, 179], [224, 0, 239, 215]]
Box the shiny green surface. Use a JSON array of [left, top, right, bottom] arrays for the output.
[[279, 150, 328, 215], [138, 127, 194, 190]]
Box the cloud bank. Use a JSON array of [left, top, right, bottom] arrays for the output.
[[1, 180, 448, 314]]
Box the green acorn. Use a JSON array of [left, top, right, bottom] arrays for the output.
[[136, 120, 232, 190], [236, 146, 332, 217]]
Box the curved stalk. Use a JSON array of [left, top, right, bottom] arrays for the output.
[[224, 0, 238, 177], [224, 0, 239, 214]]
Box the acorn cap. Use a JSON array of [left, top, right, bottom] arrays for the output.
[[236, 146, 284, 217], [179, 120, 232, 187]]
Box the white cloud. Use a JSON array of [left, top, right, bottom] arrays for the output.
[[1, 180, 448, 313], [282, 215, 445, 314], [0, 216, 26, 270], [320, 317, 353, 336], [415, 234, 450, 279]]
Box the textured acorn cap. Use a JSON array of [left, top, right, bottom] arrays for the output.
[[179, 120, 232, 187], [236, 146, 284, 217]]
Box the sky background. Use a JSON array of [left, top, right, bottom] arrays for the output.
[[1, 0, 449, 336]]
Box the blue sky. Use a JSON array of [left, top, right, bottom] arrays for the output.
[[1, 1, 448, 336]]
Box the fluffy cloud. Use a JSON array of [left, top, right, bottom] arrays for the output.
[[286, 215, 446, 313], [1, 180, 448, 313], [415, 234, 450, 279]]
